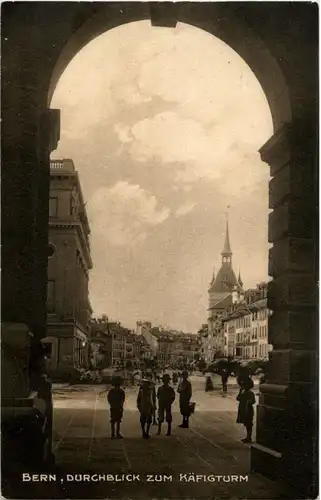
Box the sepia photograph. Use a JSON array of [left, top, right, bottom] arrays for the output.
[[1, 2, 318, 499]]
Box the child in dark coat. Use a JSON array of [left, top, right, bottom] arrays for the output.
[[236, 377, 256, 443], [157, 374, 175, 436], [137, 379, 156, 439], [177, 370, 192, 428], [107, 376, 125, 439]]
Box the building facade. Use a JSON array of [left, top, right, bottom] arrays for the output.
[[136, 321, 158, 356], [153, 330, 175, 368], [90, 317, 112, 369], [146, 326, 201, 368], [108, 322, 130, 368], [90, 319, 145, 370], [197, 324, 209, 363], [222, 283, 272, 360], [171, 333, 200, 367], [44, 159, 93, 377]]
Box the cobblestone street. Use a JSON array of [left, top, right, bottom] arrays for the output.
[[7, 377, 298, 499]]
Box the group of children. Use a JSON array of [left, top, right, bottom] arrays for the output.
[[107, 373, 177, 439], [107, 371, 256, 443]]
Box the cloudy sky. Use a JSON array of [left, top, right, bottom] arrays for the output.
[[51, 21, 273, 333]]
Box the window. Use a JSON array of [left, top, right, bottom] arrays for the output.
[[47, 280, 55, 313], [49, 197, 58, 217]]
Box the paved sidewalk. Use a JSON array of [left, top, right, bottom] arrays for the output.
[[5, 384, 302, 499]]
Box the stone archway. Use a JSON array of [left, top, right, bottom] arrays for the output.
[[2, 2, 318, 496]]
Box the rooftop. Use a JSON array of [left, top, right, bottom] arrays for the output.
[[50, 158, 75, 172]]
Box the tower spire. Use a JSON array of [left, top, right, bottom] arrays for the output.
[[221, 208, 232, 261], [238, 268, 243, 288]]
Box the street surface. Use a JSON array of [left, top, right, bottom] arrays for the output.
[[17, 377, 299, 499]]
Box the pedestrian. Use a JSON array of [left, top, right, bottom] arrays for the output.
[[172, 372, 178, 385], [236, 377, 256, 443], [177, 370, 192, 428], [157, 374, 176, 436], [107, 376, 125, 439], [205, 374, 214, 392], [221, 368, 229, 394], [137, 379, 156, 439]]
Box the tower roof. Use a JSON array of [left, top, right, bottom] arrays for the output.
[[221, 219, 232, 256], [208, 264, 238, 293], [209, 215, 237, 294], [210, 267, 216, 285]]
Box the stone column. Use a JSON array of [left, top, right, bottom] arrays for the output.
[[251, 118, 318, 497], [2, 29, 60, 399]]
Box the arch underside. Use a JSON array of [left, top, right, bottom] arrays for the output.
[[48, 2, 291, 132]]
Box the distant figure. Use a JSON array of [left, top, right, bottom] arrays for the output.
[[107, 376, 125, 439], [205, 375, 214, 392], [137, 379, 156, 439], [221, 369, 229, 394], [177, 370, 192, 428], [157, 374, 176, 436], [236, 377, 256, 443], [172, 372, 178, 385]]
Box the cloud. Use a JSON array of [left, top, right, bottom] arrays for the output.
[[175, 202, 196, 217], [115, 83, 152, 106], [114, 124, 133, 144], [89, 181, 170, 247], [127, 111, 268, 197]]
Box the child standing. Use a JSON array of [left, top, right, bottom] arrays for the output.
[[236, 377, 256, 443], [177, 370, 192, 428], [107, 376, 125, 439], [157, 374, 175, 436], [137, 379, 156, 439]]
